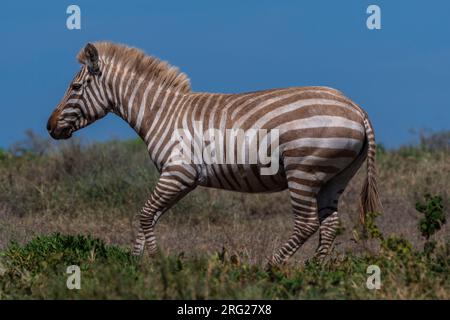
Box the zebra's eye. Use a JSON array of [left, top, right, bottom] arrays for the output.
[[71, 82, 82, 91]]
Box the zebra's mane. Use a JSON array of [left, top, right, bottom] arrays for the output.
[[77, 42, 191, 94]]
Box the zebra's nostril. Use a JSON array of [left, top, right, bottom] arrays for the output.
[[46, 118, 52, 131]]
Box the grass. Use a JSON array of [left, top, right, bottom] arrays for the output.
[[0, 130, 448, 299], [0, 233, 448, 299]]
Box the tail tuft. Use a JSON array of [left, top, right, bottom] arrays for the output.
[[360, 118, 382, 224]]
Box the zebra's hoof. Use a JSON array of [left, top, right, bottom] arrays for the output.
[[132, 249, 144, 256], [307, 255, 325, 266], [146, 248, 159, 258], [265, 259, 281, 273]]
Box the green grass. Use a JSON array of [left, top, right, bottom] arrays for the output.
[[0, 233, 448, 299]]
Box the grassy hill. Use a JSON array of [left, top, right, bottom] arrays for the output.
[[0, 131, 448, 299]]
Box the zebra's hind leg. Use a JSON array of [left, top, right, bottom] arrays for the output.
[[315, 185, 342, 259], [314, 142, 368, 260], [269, 178, 320, 267], [132, 169, 197, 256], [315, 210, 339, 260]]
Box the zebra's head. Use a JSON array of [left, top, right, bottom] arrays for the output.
[[47, 43, 109, 140]]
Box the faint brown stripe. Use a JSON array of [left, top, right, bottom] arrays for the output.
[[231, 88, 304, 122], [280, 127, 364, 144], [284, 164, 340, 174], [289, 188, 316, 198], [283, 147, 358, 158], [287, 176, 322, 187], [261, 104, 363, 130]]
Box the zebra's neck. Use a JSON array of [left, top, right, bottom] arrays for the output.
[[104, 60, 190, 168]]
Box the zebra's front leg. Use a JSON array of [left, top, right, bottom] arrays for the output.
[[132, 209, 164, 256], [132, 170, 197, 256], [133, 225, 146, 255]]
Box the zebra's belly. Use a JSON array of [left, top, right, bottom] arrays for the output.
[[197, 164, 288, 193]]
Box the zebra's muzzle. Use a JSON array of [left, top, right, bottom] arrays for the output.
[[47, 112, 73, 140], [48, 125, 72, 140]]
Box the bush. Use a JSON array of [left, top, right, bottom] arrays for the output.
[[416, 194, 446, 240]]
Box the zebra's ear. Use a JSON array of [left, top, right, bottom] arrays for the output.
[[84, 43, 101, 75]]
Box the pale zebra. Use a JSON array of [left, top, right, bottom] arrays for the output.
[[47, 42, 382, 265]]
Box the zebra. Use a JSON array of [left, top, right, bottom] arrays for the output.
[[47, 42, 382, 266]]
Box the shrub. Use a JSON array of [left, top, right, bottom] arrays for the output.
[[416, 194, 446, 240]]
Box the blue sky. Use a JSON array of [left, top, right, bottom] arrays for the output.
[[0, 0, 449, 148]]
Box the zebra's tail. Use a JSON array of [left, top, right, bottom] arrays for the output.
[[359, 116, 382, 224]]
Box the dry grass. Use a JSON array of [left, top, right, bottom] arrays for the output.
[[0, 132, 449, 299], [0, 133, 448, 266]]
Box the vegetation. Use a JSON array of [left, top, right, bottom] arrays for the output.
[[0, 130, 448, 299], [0, 233, 448, 299]]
